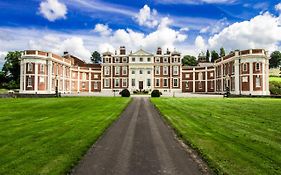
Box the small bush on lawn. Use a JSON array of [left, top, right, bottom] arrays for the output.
[[119, 89, 130, 97], [151, 90, 162, 97], [270, 81, 281, 95]]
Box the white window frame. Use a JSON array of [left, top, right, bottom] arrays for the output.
[[256, 76, 261, 87], [122, 67, 127, 75], [104, 78, 110, 87], [199, 72, 203, 81], [139, 69, 143, 74], [155, 57, 160, 63], [132, 78, 135, 86], [163, 78, 168, 87], [105, 57, 109, 63], [122, 78, 127, 87], [114, 78, 120, 87], [185, 81, 189, 89], [28, 63, 33, 72], [185, 74, 190, 79], [242, 76, 248, 82], [163, 57, 168, 63], [39, 76, 44, 83], [173, 78, 178, 87], [173, 66, 179, 75], [115, 57, 120, 63], [163, 66, 168, 75], [210, 72, 214, 78], [115, 66, 120, 75], [147, 79, 151, 87], [122, 57, 127, 63], [94, 74, 98, 79], [210, 81, 214, 89], [256, 62, 260, 71], [155, 66, 160, 75], [94, 82, 98, 89], [199, 81, 202, 89], [82, 82, 86, 89], [27, 76, 32, 87], [82, 73, 86, 80], [155, 78, 160, 87]]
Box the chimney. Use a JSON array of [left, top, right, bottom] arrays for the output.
[[166, 48, 170, 55], [157, 47, 162, 55], [120, 46, 126, 55], [63, 51, 69, 55]]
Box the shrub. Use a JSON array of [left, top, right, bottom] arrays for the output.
[[151, 90, 162, 97], [270, 81, 281, 95], [119, 89, 130, 97]]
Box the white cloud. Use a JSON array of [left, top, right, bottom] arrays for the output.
[[275, 3, 281, 13], [39, 0, 67, 22], [200, 18, 229, 34], [195, 36, 206, 51], [208, 12, 281, 52], [93, 24, 112, 36], [134, 5, 158, 28]]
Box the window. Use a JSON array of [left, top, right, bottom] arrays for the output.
[[140, 57, 143, 62], [243, 63, 247, 71], [56, 64, 59, 75], [163, 66, 168, 75], [132, 70, 135, 74], [82, 82, 85, 89], [156, 57, 160, 63], [163, 57, 168, 63], [147, 57, 151, 62], [156, 78, 160, 87], [94, 74, 98, 79], [82, 73, 86, 80], [256, 63, 260, 71], [104, 79, 110, 87], [173, 78, 178, 87], [173, 66, 178, 75], [122, 67, 127, 75], [39, 77, 44, 83], [232, 64, 235, 74], [122, 57, 127, 63], [123, 78, 127, 87], [28, 63, 33, 72], [163, 79, 168, 87], [147, 79, 151, 86], [94, 82, 98, 89], [114, 79, 119, 87], [132, 79, 135, 86], [210, 81, 214, 89], [242, 76, 248, 82], [199, 72, 203, 80], [27, 77, 32, 87], [256, 76, 261, 87], [210, 72, 214, 78], [147, 70, 151, 74], [105, 67, 110, 75], [105, 57, 109, 63], [139, 69, 143, 74], [199, 81, 202, 89], [132, 57, 135, 62], [115, 57, 119, 63], [115, 66, 120, 75], [40, 64, 44, 73], [185, 74, 190, 79], [185, 82, 189, 89], [155, 66, 160, 75], [60, 65, 63, 76]]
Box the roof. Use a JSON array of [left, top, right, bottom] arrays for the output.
[[130, 49, 153, 56]]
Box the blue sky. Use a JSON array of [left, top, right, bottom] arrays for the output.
[[0, 0, 281, 66]]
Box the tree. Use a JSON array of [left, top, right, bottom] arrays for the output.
[[206, 50, 210, 62], [270, 51, 281, 68], [211, 50, 219, 63], [91, 51, 101, 63], [182, 55, 198, 66], [1, 51, 21, 89], [220, 47, 226, 57]]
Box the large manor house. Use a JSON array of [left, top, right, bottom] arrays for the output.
[[19, 46, 270, 96]]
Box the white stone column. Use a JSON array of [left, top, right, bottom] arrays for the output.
[[221, 65, 224, 92], [34, 63, 38, 93], [48, 61, 52, 93], [77, 67, 80, 93], [214, 66, 217, 93], [249, 61, 253, 94], [205, 67, 208, 93], [89, 68, 91, 93], [70, 68, 72, 93], [265, 60, 270, 95], [234, 59, 240, 95], [23, 61, 26, 92], [62, 65, 65, 93], [193, 68, 195, 93], [20, 61, 24, 92]]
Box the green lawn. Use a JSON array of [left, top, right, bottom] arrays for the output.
[[151, 98, 281, 175], [0, 97, 130, 175], [270, 76, 281, 82]]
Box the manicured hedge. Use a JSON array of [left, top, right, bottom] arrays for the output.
[[269, 81, 281, 95], [119, 89, 130, 97]]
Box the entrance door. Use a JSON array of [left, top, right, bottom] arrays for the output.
[[139, 81, 143, 90]]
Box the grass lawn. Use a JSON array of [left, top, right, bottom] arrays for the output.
[[270, 76, 281, 82], [151, 98, 281, 175], [0, 97, 130, 175]]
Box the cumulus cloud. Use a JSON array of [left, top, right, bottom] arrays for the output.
[[155, 0, 236, 5], [29, 35, 91, 60], [39, 0, 67, 21], [195, 36, 206, 51], [134, 5, 158, 28], [276, 3, 281, 13], [208, 12, 281, 52], [200, 18, 229, 34], [93, 24, 112, 36]]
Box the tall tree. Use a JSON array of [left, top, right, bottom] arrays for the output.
[[1, 51, 21, 89], [91, 51, 101, 63], [211, 50, 219, 63], [182, 55, 198, 66], [270, 51, 281, 68], [220, 47, 226, 57], [206, 50, 210, 62]]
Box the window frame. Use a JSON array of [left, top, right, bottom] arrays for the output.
[[173, 78, 178, 87], [155, 78, 160, 87]]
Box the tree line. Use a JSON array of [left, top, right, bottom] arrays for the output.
[[0, 49, 281, 90]]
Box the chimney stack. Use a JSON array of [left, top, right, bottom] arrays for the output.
[[120, 46, 126, 55], [157, 47, 162, 55]]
